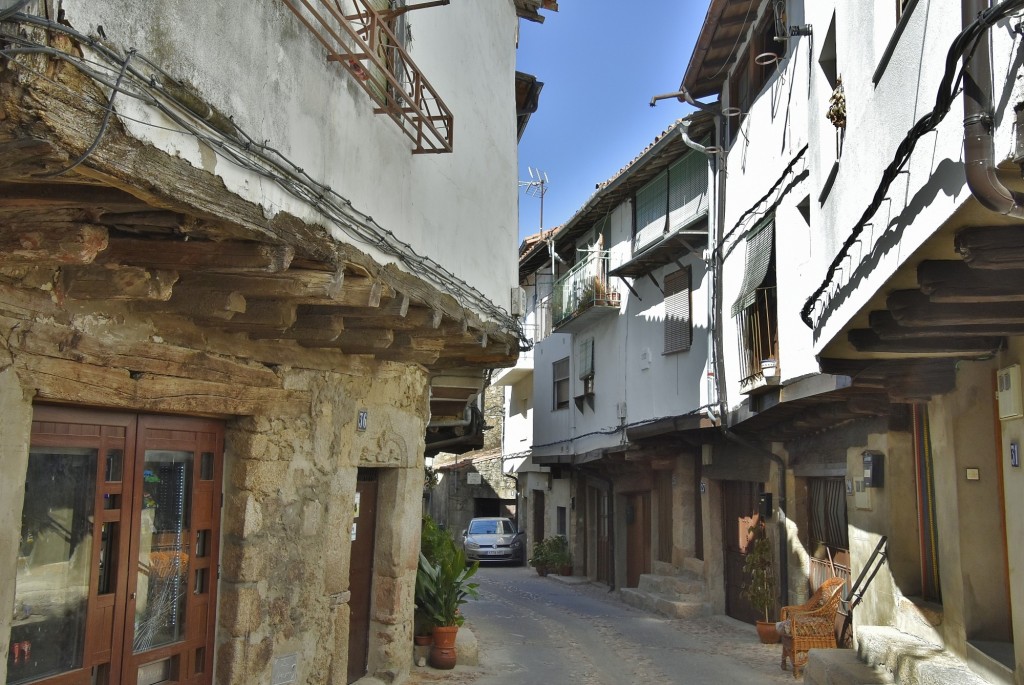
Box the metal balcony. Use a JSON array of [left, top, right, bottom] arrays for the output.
[[551, 251, 621, 333], [280, 0, 454, 153]]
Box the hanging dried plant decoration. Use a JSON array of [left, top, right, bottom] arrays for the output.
[[827, 77, 846, 129]]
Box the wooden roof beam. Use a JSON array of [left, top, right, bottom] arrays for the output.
[[101, 237, 295, 273], [62, 265, 177, 301], [0, 224, 108, 266]]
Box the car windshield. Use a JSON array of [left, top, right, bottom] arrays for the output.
[[469, 520, 512, 535]]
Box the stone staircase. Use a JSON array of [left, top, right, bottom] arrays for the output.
[[805, 626, 999, 685], [618, 560, 710, 620]]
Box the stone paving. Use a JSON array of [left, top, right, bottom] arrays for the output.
[[403, 565, 802, 685]]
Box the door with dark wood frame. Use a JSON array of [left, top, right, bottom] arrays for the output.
[[10, 407, 222, 685], [347, 469, 379, 684]]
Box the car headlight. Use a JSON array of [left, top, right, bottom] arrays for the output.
[[465, 541, 480, 549], [511, 539, 522, 548]]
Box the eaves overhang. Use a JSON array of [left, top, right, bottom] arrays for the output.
[[519, 112, 715, 280], [608, 216, 708, 279], [681, 0, 762, 100]]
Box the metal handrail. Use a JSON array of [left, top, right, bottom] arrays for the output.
[[551, 251, 619, 326], [280, 0, 454, 153]]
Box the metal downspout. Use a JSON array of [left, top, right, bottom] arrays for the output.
[[963, 0, 1024, 217]]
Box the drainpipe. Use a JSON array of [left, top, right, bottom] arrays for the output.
[[963, 0, 1024, 217]]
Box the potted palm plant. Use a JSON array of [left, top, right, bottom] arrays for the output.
[[415, 539, 480, 669], [742, 520, 780, 643]]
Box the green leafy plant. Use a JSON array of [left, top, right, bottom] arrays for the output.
[[416, 516, 479, 628], [416, 546, 480, 627], [741, 521, 776, 623], [529, 535, 571, 573]]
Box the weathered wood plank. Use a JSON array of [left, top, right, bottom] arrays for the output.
[[955, 226, 1024, 269], [869, 310, 1024, 338], [917, 260, 1024, 302], [15, 352, 308, 416], [101, 237, 295, 273], [0, 281, 64, 320], [4, 315, 281, 387], [0, 223, 108, 265], [180, 269, 344, 301], [134, 286, 246, 321], [62, 265, 178, 300], [249, 312, 346, 342], [0, 181, 151, 211], [888, 290, 1024, 325], [848, 329, 1002, 355]]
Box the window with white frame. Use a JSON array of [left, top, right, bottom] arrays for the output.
[[552, 357, 570, 410], [664, 267, 692, 354]]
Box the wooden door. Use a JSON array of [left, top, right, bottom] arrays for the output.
[[585, 485, 611, 583], [532, 490, 545, 545], [347, 470, 379, 684], [11, 407, 222, 685], [625, 492, 651, 588], [723, 480, 761, 623]]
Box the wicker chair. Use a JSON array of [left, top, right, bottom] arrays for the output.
[[778, 576, 846, 678]]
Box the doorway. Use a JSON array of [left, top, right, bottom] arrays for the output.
[[624, 492, 651, 588], [347, 469, 379, 684], [723, 480, 761, 623], [11, 406, 223, 685]]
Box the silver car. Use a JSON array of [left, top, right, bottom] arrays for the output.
[[460, 517, 525, 564]]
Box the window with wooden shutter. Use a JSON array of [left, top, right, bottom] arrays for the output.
[[664, 267, 692, 354], [634, 170, 669, 253]]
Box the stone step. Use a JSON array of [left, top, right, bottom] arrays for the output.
[[857, 626, 991, 685], [804, 648, 895, 685], [637, 571, 704, 597], [619, 587, 710, 619]]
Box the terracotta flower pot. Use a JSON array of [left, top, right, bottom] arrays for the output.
[[430, 625, 458, 669], [756, 620, 780, 644], [414, 634, 432, 646]]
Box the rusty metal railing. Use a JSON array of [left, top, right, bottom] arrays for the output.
[[280, 0, 454, 153]]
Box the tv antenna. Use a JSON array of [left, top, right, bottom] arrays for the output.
[[519, 167, 550, 231]]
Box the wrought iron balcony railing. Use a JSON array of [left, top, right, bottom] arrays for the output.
[[280, 0, 454, 153], [551, 251, 620, 329]]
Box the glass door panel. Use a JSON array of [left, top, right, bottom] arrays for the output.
[[133, 450, 193, 654], [9, 447, 97, 685]]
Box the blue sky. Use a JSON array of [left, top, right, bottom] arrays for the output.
[[514, 1, 705, 242]]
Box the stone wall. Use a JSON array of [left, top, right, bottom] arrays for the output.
[[218, 363, 428, 684]]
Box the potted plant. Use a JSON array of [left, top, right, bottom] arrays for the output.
[[742, 520, 779, 644], [529, 537, 553, 576], [415, 537, 480, 669], [548, 536, 573, 576]]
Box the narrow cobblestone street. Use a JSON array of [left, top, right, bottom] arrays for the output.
[[408, 565, 798, 685]]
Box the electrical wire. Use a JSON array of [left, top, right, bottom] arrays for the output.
[[529, 404, 717, 450], [800, 0, 1024, 330], [0, 13, 525, 344]]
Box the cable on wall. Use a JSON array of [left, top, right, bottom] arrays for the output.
[[0, 12, 525, 344]]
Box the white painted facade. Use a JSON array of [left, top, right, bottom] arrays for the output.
[[530, 196, 713, 459], [60, 0, 521, 315]]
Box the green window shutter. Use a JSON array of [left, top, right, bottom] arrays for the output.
[[634, 170, 668, 252], [667, 152, 708, 231], [664, 267, 692, 353], [731, 217, 775, 317]]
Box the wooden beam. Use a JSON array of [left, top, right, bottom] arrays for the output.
[[134, 285, 246, 321], [248, 312, 346, 342], [888, 290, 1024, 325], [309, 328, 394, 351], [15, 352, 308, 416], [917, 260, 1024, 302], [179, 269, 344, 301], [62, 265, 178, 301], [220, 300, 297, 331], [955, 226, 1024, 269], [0, 181, 150, 211], [0, 224, 108, 266], [869, 310, 1024, 338], [97, 210, 185, 228], [4, 315, 281, 387], [848, 329, 1002, 355], [101, 237, 295, 273]]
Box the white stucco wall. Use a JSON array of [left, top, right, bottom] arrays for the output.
[[59, 0, 520, 318], [806, 0, 1024, 349], [531, 183, 713, 457]]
